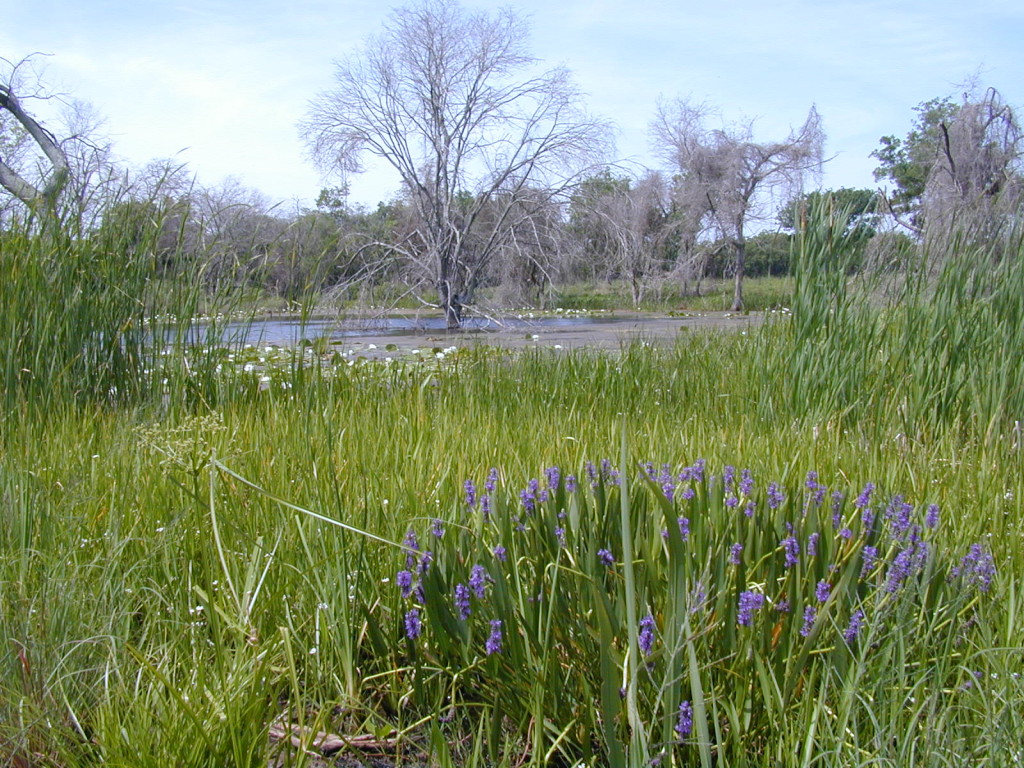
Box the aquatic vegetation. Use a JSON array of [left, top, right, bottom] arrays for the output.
[[376, 458, 1010, 765]]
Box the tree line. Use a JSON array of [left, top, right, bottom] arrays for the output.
[[2, 2, 1021, 328]]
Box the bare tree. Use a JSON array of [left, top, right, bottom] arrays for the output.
[[0, 57, 70, 214], [568, 170, 672, 306], [301, 0, 610, 328], [1, 56, 120, 227], [485, 187, 568, 309], [663, 177, 713, 297], [191, 178, 288, 292], [923, 87, 1022, 245], [652, 99, 824, 310]]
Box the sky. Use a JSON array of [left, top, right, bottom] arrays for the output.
[[3, 0, 1022, 212]]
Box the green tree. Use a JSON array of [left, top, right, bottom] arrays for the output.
[[871, 97, 959, 230], [873, 89, 1022, 240], [781, 188, 879, 237]]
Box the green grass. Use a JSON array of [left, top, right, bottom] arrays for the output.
[[549, 275, 794, 313], [1, 207, 1023, 766]]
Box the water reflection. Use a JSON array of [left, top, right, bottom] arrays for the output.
[[184, 313, 635, 347]]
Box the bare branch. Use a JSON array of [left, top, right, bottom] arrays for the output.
[[301, 0, 612, 327], [0, 58, 71, 210], [651, 98, 825, 309]]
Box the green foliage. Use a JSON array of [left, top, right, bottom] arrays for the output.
[[382, 455, 1003, 765], [2, 207, 1024, 765], [703, 232, 794, 278], [872, 97, 960, 224], [783, 200, 1024, 434], [0, 218, 156, 411], [780, 188, 880, 239]]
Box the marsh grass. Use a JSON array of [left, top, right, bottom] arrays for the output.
[[1, 207, 1023, 766], [550, 275, 793, 313]]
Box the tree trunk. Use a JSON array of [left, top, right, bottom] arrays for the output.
[[0, 85, 70, 212], [438, 278, 463, 330], [730, 238, 745, 311]]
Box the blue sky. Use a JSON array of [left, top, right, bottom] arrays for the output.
[[4, 0, 1022, 210]]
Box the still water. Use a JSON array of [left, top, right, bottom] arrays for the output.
[[183, 313, 639, 347]]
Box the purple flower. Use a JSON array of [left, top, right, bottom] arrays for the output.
[[805, 471, 826, 507], [520, 479, 539, 513], [485, 619, 503, 655], [396, 569, 414, 599], [431, 518, 445, 539], [739, 469, 755, 496], [545, 466, 560, 491], [597, 548, 615, 567], [404, 608, 422, 639], [744, 500, 756, 518], [909, 527, 929, 571], [861, 545, 879, 577], [888, 536, 929, 593], [815, 580, 831, 603], [862, 507, 876, 534], [767, 482, 785, 510], [554, 526, 566, 547], [855, 483, 875, 508], [831, 490, 844, 529], [843, 609, 865, 643], [492, 544, 507, 562], [418, 550, 433, 575], [403, 530, 420, 568], [481, 494, 492, 520], [725, 494, 739, 509], [729, 542, 743, 565], [653, 465, 674, 500], [638, 614, 656, 656], [689, 582, 707, 613], [484, 467, 498, 493], [925, 504, 940, 529], [951, 543, 996, 592], [800, 605, 816, 637], [677, 517, 690, 541], [782, 534, 800, 568], [885, 547, 915, 593], [519, 488, 534, 512], [469, 564, 489, 598], [723, 465, 736, 489], [464, 479, 477, 508], [807, 532, 820, 558], [454, 583, 472, 620], [675, 700, 693, 739], [586, 461, 598, 487], [737, 591, 766, 626], [565, 474, 577, 493], [884, 495, 914, 539]]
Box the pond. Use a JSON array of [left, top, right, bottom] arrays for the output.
[[173, 310, 762, 354]]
